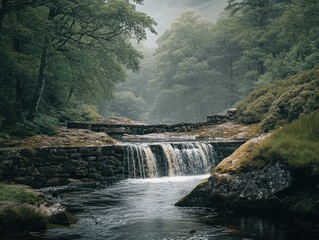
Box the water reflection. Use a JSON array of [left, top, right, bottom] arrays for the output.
[[2, 175, 318, 240]]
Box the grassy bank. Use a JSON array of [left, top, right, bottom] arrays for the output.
[[0, 184, 41, 204], [0, 184, 48, 233], [221, 111, 319, 176], [255, 111, 319, 180]]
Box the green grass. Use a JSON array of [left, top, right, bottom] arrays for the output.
[[255, 111, 319, 178], [0, 206, 48, 233], [0, 184, 48, 233], [0, 184, 41, 204]]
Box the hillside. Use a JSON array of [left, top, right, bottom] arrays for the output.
[[177, 68, 319, 218], [237, 67, 319, 132]]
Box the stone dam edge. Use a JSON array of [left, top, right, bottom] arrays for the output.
[[0, 141, 245, 188]]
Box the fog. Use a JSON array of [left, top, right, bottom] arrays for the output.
[[137, 0, 228, 48]]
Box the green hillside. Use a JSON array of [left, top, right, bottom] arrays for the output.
[[237, 67, 319, 132]]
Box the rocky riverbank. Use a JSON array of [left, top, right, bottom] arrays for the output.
[[176, 136, 294, 211], [176, 113, 319, 219], [0, 184, 76, 235]]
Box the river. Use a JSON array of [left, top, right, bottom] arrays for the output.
[[11, 174, 317, 240], [3, 140, 318, 239]]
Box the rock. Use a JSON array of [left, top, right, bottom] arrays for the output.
[[227, 108, 237, 117], [39, 201, 76, 226], [176, 162, 293, 210]]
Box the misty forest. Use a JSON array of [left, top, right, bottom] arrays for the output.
[[0, 0, 318, 239]]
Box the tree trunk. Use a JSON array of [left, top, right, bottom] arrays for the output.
[[26, 36, 50, 121], [15, 76, 22, 121], [13, 9, 22, 122], [228, 59, 235, 107], [0, 0, 9, 32]]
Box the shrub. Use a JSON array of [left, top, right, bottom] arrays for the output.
[[237, 67, 319, 131], [0, 206, 48, 233], [291, 198, 317, 217], [0, 102, 101, 139]]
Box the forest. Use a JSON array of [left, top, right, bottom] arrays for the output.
[[0, 0, 319, 237], [0, 0, 156, 136], [1, 0, 319, 132], [109, 0, 319, 123]]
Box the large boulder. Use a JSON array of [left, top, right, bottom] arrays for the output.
[[176, 135, 294, 211], [176, 162, 293, 210]]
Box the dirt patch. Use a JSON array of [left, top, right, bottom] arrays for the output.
[[187, 123, 262, 140], [2, 127, 116, 148], [125, 122, 262, 141]]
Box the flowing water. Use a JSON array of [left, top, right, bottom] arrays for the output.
[[10, 175, 319, 240], [124, 142, 217, 178], [3, 142, 318, 239]]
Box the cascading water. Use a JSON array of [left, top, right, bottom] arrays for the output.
[[125, 145, 158, 178], [124, 142, 217, 178]]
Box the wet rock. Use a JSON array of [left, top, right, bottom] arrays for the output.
[[39, 201, 77, 226], [176, 162, 293, 209]]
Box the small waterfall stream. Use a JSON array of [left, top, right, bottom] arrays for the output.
[[124, 142, 217, 178]]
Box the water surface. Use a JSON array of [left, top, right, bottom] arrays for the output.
[[5, 175, 319, 240]]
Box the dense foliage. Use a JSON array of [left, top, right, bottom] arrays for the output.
[[1, 0, 319, 126], [237, 67, 319, 131], [107, 0, 319, 123], [0, 0, 155, 132]]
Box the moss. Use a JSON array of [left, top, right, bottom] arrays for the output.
[[0, 205, 48, 233], [237, 67, 319, 132], [0, 184, 41, 204], [213, 135, 269, 174]]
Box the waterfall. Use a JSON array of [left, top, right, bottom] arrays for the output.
[[124, 142, 217, 179], [125, 145, 158, 178]]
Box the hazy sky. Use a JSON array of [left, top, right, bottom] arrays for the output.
[[137, 0, 228, 48]]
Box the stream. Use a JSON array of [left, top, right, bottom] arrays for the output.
[[9, 174, 318, 240], [3, 140, 319, 239]]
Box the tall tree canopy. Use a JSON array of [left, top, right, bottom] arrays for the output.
[[0, 0, 156, 124], [107, 0, 319, 123]]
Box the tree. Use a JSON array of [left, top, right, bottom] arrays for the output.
[[22, 0, 156, 121], [107, 91, 146, 121], [152, 11, 227, 122], [259, 0, 319, 83], [0, 0, 156, 126]]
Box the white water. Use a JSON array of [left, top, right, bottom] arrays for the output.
[[124, 142, 217, 178]]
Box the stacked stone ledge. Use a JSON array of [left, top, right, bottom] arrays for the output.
[[67, 109, 238, 136], [206, 108, 237, 124], [0, 145, 126, 188], [0, 140, 245, 188]]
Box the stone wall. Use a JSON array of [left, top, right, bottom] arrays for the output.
[[67, 122, 205, 137], [207, 108, 237, 124], [0, 140, 245, 188], [0, 145, 126, 188], [67, 109, 238, 136]]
